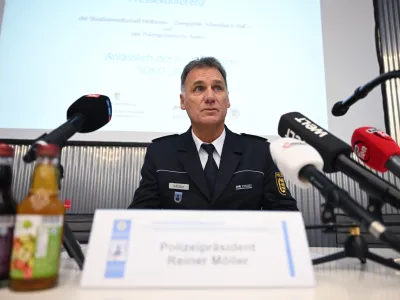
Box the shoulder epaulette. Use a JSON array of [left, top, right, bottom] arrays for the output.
[[240, 133, 268, 142], [152, 134, 179, 143]]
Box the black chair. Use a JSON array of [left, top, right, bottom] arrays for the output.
[[64, 213, 94, 244]]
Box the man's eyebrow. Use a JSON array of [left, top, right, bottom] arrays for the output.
[[213, 80, 225, 85], [191, 80, 204, 86]]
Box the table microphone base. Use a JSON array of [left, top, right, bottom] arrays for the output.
[[312, 226, 400, 271], [62, 221, 85, 270]]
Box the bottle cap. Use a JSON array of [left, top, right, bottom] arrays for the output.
[[0, 143, 14, 157], [36, 144, 60, 158]]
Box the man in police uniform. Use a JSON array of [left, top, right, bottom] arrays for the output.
[[128, 57, 298, 210]]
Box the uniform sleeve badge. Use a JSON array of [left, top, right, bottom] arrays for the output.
[[275, 172, 287, 195]]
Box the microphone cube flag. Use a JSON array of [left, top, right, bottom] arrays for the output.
[[270, 138, 324, 188]]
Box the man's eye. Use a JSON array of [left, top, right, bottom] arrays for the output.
[[194, 86, 204, 92], [214, 85, 223, 91]]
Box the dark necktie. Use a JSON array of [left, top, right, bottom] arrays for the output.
[[201, 143, 218, 197]]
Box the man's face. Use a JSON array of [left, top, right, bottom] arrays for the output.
[[180, 67, 230, 127]]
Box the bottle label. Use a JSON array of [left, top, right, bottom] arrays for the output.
[[10, 215, 64, 279], [0, 215, 14, 278]]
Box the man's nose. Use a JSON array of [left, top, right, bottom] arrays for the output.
[[204, 87, 216, 103]]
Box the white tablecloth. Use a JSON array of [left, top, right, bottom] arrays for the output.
[[1, 247, 400, 300]]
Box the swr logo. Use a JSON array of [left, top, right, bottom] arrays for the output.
[[282, 141, 305, 149]]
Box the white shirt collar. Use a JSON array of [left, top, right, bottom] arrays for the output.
[[192, 128, 226, 156]]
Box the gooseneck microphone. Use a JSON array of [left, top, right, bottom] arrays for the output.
[[331, 70, 400, 116], [277, 112, 400, 209], [23, 94, 112, 163], [352, 126, 400, 178], [270, 138, 400, 253], [22, 94, 111, 270]]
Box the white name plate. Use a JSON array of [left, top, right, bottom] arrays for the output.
[[80, 210, 315, 288]]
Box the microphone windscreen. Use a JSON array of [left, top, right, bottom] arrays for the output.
[[351, 127, 400, 172], [67, 94, 112, 133], [277, 112, 352, 173], [270, 138, 324, 188]]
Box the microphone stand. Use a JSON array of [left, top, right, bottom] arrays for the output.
[[24, 138, 85, 270], [332, 70, 400, 116], [319, 202, 337, 233], [367, 195, 384, 222], [307, 204, 400, 271], [57, 157, 85, 270]]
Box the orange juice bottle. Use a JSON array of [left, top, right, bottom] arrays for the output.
[[9, 144, 65, 291]]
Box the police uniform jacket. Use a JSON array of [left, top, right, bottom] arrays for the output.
[[128, 127, 298, 210]]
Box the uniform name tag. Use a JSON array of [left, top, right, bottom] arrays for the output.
[[236, 184, 252, 190], [169, 183, 189, 190]]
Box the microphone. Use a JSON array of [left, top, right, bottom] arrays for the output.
[[270, 137, 400, 252], [352, 127, 400, 178], [331, 70, 400, 116], [277, 112, 400, 209], [23, 94, 112, 163]]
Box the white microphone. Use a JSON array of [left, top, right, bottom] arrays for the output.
[[269, 138, 400, 253], [269, 138, 324, 188]]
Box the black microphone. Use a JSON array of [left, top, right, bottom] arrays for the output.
[[23, 94, 112, 163], [331, 70, 400, 116], [277, 112, 400, 209], [270, 138, 400, 253]]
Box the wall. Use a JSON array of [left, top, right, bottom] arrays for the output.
[[321, 0, 385, 144], [4, 0, 400, 247]]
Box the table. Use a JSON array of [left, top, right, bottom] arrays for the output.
[[1, 247, 400, 300]]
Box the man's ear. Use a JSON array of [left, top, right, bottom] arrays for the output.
[[227, 94, 231, 108], [180, 94, 186, 110]]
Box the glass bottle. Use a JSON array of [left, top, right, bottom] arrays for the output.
[[9, 144, 65, 291]]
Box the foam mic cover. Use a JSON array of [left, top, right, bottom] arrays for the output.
[[67, 94, 112, 133], [351, 127, 400, 172], [277, 112, 352, 173], [270, 138, 324, 188]]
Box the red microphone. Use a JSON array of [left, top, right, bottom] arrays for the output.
[[351, 127, 400, 176]]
